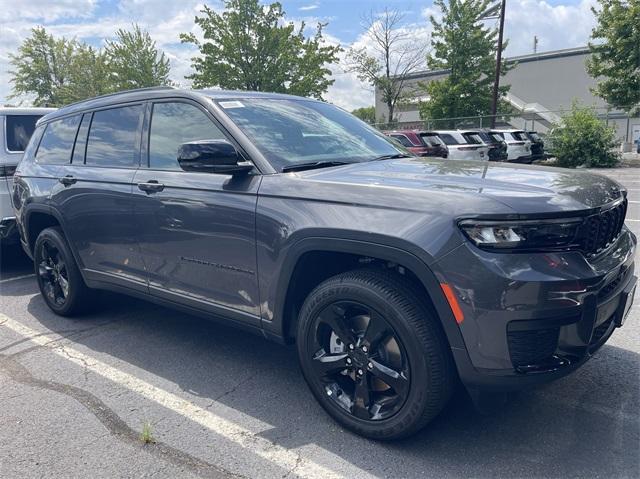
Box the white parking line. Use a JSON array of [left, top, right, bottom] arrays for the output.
[[0, 274, 35, 284], [0, 313, 363, 479], [626, 219, 640, 222]]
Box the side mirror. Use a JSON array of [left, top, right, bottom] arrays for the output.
[[177, 140, 253, 175]]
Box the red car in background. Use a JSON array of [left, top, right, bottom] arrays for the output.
[[384, 130, 449, 158]]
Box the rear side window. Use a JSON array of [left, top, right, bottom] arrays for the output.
[[420, 134, 443, 146], [35, 115, 82, 164], [149, 102, 226, 170], [5, 115, 41, 152], [462, 133, 483, 144], [389, 134, 413, 148], [437, 134, 459, 145], [86, 105, 142, 168], [512, 131, 528, 141]]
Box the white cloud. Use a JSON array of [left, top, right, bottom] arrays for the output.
[[299, 4, 319, 11], [0, 0, 97, 22]]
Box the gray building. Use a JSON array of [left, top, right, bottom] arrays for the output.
[[375, 46, 639, 145]]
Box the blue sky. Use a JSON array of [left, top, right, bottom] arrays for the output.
[[0, 0, 599, 109]]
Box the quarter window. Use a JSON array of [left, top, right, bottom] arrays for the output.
[[437, 134, 459, 145], [35, 115, 82, 164], [149, 102, 226, 170], [390, 134, 413, 148], [85, 105, 142, 167]]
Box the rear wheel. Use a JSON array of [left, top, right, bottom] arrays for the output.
[[34, 227, 94, 316], [296, 269, 454, 440]]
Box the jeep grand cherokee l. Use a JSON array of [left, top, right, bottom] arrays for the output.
[[12, 88, 637, 440]]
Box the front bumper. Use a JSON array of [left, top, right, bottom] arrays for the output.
[[0, 216, 19, 243], [435, 228, 637, 391]]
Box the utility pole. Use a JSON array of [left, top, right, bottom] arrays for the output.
[[490, 0, 506, 128]]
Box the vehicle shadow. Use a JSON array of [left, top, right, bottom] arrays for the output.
[[0, 244, 33, 281], [25, 292, 640, 478]]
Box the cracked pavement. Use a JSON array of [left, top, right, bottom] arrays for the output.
[[0, 168, 639, 478]]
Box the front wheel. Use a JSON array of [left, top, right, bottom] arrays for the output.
[[34, 226, 95, 316], [296, 269, 454, 440]]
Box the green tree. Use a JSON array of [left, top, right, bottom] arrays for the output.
[[9, 27, 79, 106], [419, 0, 511, 127], [104, 24, 172, 91], [351, 106, 376, 124], [346, 8, 426, 124], [180, 0, 341, 99], [548, 103, 620, 168], [587, 0, 640, 114], [59, 44, 111, 104]]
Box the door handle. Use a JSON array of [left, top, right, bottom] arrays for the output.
[[138, 180, 165, 193], [59, 175, 77, 186]]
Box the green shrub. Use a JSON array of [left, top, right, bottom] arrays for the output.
[[548, 104, 620, 168]]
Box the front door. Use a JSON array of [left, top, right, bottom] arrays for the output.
[[132, 100, 261, 324]]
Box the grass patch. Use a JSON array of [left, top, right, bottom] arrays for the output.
[[140, 422, 156, 444]]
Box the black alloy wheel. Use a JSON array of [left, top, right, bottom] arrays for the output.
[[37, 239, 70, 307], [297, 269, 454, 440]]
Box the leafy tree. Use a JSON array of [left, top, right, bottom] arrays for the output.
[[351, 106, 376, 124], [104, 24, 172, 91], [587, 0, 640, 114], [346, 8, 426, 124], [9, 27, 80, 106], [419, 0, 511, 127], [59, 44, 111, 105], [180, 0, 341, 99], [548, 103, 620, 168]]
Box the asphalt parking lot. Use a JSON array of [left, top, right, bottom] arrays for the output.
[[1, 168, 639, 479]]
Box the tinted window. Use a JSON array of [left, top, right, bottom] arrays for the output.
[[86, 105, 142, 167], [420, 134, 443, 146], [71, 114, 92, 164], [149, 102, 226, 170], [6, 115, 42, 151], [462, 133, 483, 144], [390, 134, 413, 147], [512, 131, 528, 141], [35, 115, 82, 164], [437, 134, 459, 145]]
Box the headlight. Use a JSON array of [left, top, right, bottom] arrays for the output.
[[458, 218, 583, 251]]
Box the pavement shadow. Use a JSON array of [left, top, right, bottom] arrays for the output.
[[26, 292, 640, 478]]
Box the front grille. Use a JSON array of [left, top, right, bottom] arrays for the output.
[[597, 267, 627, 301], [579, 200, 627, 257], [507, 327, 560, 368]]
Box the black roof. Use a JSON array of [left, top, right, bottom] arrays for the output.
[[40, 86, 313, 123]]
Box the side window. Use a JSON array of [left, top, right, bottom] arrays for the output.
[[71, 114, 92, 164], [390, 134, 413, 148], [86, 105, 142, 168], [5, 115, 41, 152], [438, 134, 458, 146], [149, 102, 226, 170], [35, 115, 82, 164]]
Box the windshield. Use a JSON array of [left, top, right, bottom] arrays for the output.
[[216, 98, 402, 171]]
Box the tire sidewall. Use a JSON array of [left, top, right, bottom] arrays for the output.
[[297, 276, 437, 439]]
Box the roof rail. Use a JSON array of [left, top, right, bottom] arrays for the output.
[[61, 85, 177, 109]]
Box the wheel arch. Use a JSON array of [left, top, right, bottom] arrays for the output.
[[269, 237, 466, 351]]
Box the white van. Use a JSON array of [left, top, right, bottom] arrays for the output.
[[1, 107, 56, 244], [491, 129, 533, 163]]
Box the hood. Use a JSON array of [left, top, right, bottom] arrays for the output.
[[290, 157, 624, 215]]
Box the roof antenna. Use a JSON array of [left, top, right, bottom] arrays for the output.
[[533, 35, 538, 54]]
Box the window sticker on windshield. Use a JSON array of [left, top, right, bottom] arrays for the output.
[[219, 101, 245, 109]]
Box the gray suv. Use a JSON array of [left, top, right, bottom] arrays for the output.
[[12, 87, 637, 440]]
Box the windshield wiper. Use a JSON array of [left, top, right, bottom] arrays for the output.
[[281, 161, 352, 173], [370, 153, 412, 162]]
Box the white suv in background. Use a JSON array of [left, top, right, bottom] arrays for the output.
[[1, 107, 55, 244], [492, 129, 533, 163], [434, 130, 489, 161]]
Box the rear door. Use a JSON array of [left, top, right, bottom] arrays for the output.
[[131, 99, 261, 324], [51, 104, 147, 291]]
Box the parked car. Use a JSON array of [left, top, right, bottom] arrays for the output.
[[13, 87, 637, 440], [491, 129, 533, 163], [0, 107, 56, 244], [434, 130, 489, 161], [384, 130, 448, 158], [464, 129, 508, 162], [526, 131, 546, 160]]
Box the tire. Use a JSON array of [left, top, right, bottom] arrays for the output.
[[34, 226, 95, 316], [296, 268, 455, 440]]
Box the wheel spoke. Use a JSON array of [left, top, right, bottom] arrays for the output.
[[57, 274, 69, 299], [320, 307, 356, 346], [369, 359, 409, 399], [38, 262, 54, 279], [312, 350, 349, 377], [362, 312, 390, 349], [351, 376, 372, 419]]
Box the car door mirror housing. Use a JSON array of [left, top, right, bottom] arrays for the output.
[[177, 140, 253, 175]]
